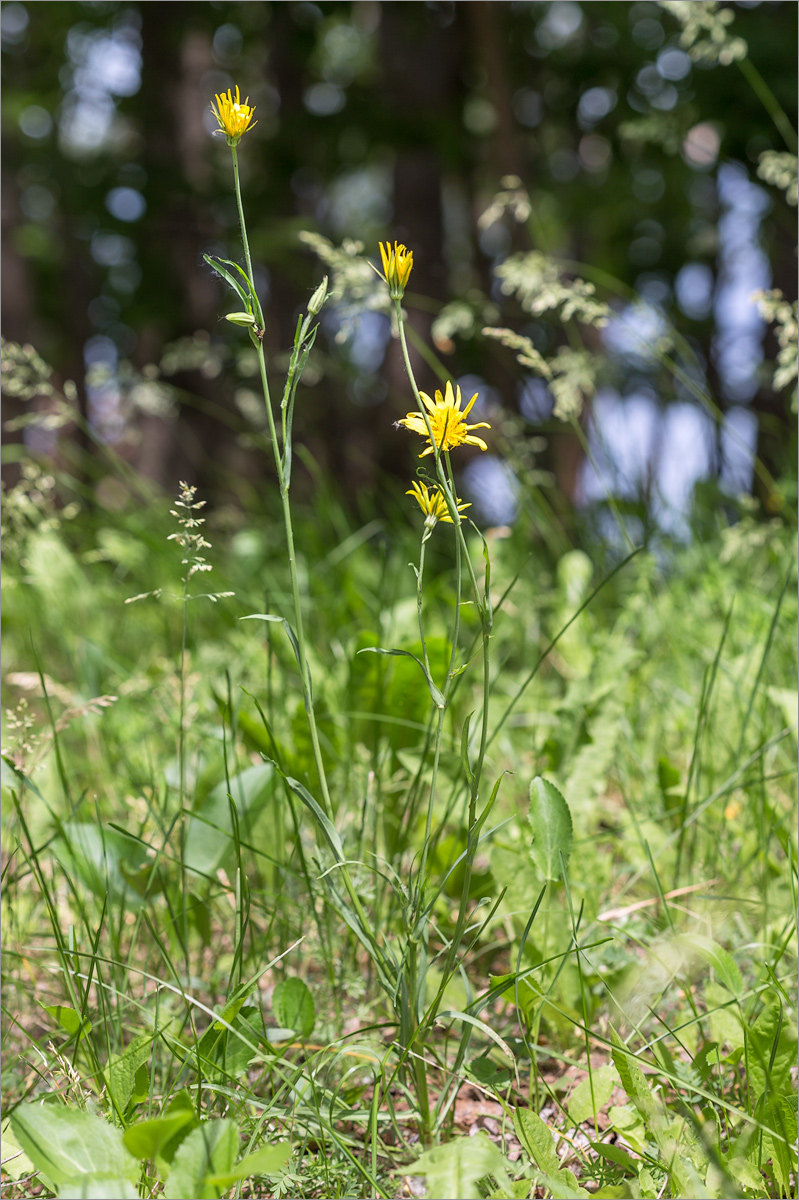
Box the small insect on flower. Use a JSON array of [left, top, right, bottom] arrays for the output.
[[211, 85, 257, 145], [407, 480, 471, 526], [378, 241, 413, 299], [399, 380, 490, 457]]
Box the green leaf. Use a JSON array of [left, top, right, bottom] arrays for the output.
[[609, 1028, 656, 1120], [512, 1107, 561, 1178], [107, 1031, 153, 1111], [184, 763, 274, 877], [588, 1139, 639, 1173], [163, 1120, 238, 1200], [40, 1004, 91, 1042], [203, 254, 252, 310], [568, 1065, 618, 1125], [528, 776, 573, 881], [284, 775, 344, 861], [240, 615, 307, 691], [197, 1007, 264, 1080], [410, 1131, 511, 1200], [272, 978, 315, 1039], [53, 823, 149, 909], [123, 1106, 197, 1162], [57, 1177, 139, 1199], [748, 993, 798, 1100], [358, 646, 446, 708], [547, 1170, 590, 1199], [206, 1141, 291, 1187], [675, 934, 743, 996], [10, 1104, 138, 1189], [0, 1121, 37, 1182]]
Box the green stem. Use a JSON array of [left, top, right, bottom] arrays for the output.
[[231, 146, 386, 972], [394, 300, 493, 1021], [737, 56, 797, 153], [230, 145, 263, 324]]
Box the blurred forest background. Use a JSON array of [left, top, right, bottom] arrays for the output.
[[2, 0, 797, 538]]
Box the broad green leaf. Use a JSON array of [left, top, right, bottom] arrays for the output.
[[513, 1106, 590, 1197], [756, 1091, 797, 1193], [123, 1107, 196, 1161], [568, 1065, 618, 1125], [40, 1004, 91, 1042], [107, 1031, 153, 1111], [748, 994, 797, 1100], [10, 1104, 138, 1189], [163, 1120, 238, 1200], [528, 777, 573, 881], [512, 1108, 561, 1178], [0, 1121, 37, 1182], [588, 1140, 639, 1173], [197, 1007, 264, 1080], [410, 1131, 511, 1200], [155, 1092, 199, 1167], [704, 983, 745, 1051], [725, 1155, 769, 1196], [184, 763, 274, 877], [57, 1178, 139, 1199], [272, 978, 315, 1039], [675, 934, 743, 996], [609, 1028, 656, 1120], [547, 1170, 590, 1199], [53, 823, 149, 909], [206, 1141, 291, 1187]]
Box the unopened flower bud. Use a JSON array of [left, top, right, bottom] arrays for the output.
[[225, 311, 256, 327], [308, 276, 329, 316]]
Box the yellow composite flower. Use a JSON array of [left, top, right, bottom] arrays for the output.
[[399, 381, 490, 457], [407, 480, 471, 525], [211, 85, 257, 144], [379, 241, 413, 299]]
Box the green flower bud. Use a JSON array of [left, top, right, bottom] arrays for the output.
[[225, 312, 256, 327], [308, 276, 329, 316]]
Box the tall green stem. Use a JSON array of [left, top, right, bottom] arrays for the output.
[[230, 146, 263, 324], [394, 302, 494, 1022], [229, 146, 386, 973]]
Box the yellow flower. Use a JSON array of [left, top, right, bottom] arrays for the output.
[[379, 241, 413, 299], [407, 480, 471, 525], [211, 85, 257, 145], [399, 381, 490, 457]]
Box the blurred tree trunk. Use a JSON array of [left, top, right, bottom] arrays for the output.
[[135, 3, 226, 493], [376, 1, 463, 483]]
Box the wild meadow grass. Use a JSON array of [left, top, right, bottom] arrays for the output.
[[2, 75, 798, 1200]]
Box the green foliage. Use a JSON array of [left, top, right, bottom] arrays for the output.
[[272, 977, 316, 1040], [2, 10, 797, 1194], [410, 1131, 512, 1200], [528, 777, 573, 882]]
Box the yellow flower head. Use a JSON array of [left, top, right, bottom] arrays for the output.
[[211, 85, 257, 145], [379, 241, 413, 299], [407, 480, 471, 525], [399, 381, 490, 457]]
